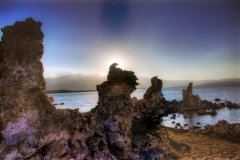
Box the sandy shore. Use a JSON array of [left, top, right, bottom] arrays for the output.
[[161, 126, 240, 160]]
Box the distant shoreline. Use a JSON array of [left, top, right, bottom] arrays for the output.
[[46, 88, 148, 94], [46, 83, 240, 94], [46, 90, 97, 94]]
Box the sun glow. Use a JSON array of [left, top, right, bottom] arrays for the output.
[[108, 59, 124, 69], [99, 72, 106, 76]]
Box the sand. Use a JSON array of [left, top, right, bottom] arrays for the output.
[[162, 127, 240, 160]]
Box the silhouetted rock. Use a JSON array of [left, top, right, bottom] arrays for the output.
[[181, 83, 202, 110], [107, 63, 138, 85], [143, 76, 166, 105]]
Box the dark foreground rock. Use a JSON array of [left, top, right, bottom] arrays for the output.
[[0, 18, 169, 159], [0, 17, 102, 160]]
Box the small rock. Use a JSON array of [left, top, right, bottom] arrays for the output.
[[48, 97, 54, 104], [209, 109, 217, 115], [176, 123, 181, 126], [197, 109, 206, 115]]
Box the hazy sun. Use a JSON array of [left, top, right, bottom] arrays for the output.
[[99, 57, 125, 76], [99, 72, 106, 76], [108, 59, 124, 69]]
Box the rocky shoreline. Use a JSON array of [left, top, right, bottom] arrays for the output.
[[161, 125, 240, 159], [0, 18, 240, 160]]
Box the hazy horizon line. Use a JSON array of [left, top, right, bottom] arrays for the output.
[[44, 73, 240, 81]]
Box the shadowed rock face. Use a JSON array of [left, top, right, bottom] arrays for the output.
[[92, 63, 138, 159], [107, 63, 139, 85], [204, 120, 240, 138], [0, 18, 169, 160], [143, 76, 165, 105], [0, 18, 109, 160], [93, 68, 170, 159], [0, 18, 54, 143], [182, 82, 201, 109]]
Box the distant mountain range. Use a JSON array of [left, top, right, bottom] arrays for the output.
[[45, 74, 240, 91], [46, 74, 106, 91]]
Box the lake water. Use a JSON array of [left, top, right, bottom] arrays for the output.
[[48, 85, 240, 127], [161, 108, 240, 129]]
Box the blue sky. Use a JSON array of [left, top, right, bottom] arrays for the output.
[[1, 0, 239, 80]]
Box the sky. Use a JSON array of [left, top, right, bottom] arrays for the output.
[[1, 0, 240, 80]]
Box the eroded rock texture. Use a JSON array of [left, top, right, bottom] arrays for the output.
[[91, 64, 136, 159], [107, 63, 138, 86], [181, 82, 202, 110], [180, 83, 224, 111], [0, 18, 108, 160], [0, 18, 169, 160], [91, 64, 170, 159], [143, 76, 166, 106], [132, 76, 170, 122], [204, 120, 240, 138]]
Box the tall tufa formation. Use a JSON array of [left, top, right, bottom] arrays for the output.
[[92, 64, 169, 159], [182, 82, 202, 109], [107, 63, 138, 85], [91, 63, 138, 159], [0, 18, 108, 160], [143, 76, 166, 105], [0, 18, 169, 160]]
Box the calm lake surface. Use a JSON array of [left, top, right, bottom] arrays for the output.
[[48, 85, 240, 127], [161, 108, 240, 129]]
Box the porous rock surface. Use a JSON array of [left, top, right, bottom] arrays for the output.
[[180, 83, 219, 111], [181, 82, 202, 109], [91, 64, 169, 159], [0, 18, 111, 160], [204, 120, 240, 138], [143, 76, 166, 106], [132, 76, 170, 123], [0, 18, 169, 160]]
